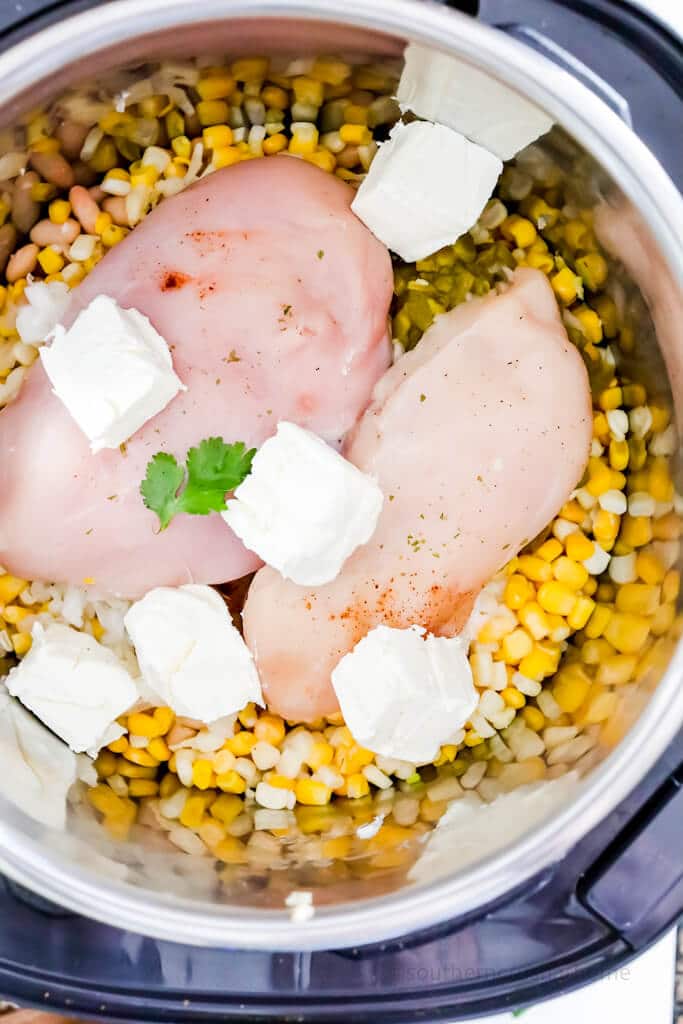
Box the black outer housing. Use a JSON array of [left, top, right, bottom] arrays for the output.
[[0, 0, 680, 1020]]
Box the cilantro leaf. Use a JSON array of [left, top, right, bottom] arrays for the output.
[[140, 438, 256, 530], [140, 453, 186, 531]]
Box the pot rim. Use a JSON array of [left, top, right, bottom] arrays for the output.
[[0, 0, 681, 952]]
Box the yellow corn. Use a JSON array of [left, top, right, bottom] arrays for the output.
[[180, 793, 212, 830], [214, 836, 248, 864], [159, 774, 180, 799], [551, 267, 580, 304], [197, 100, 230, 126], [289, 124, 319, 155], [636, 551, 666, 584], [108, 736, 129, 754], [202, 124, 233, 149], [576, 251, 608, 290], [620, 515, 653, 548], [212, 146, 241, 169], [596, 582, 616, 602], [216, 770, 246, 794], [94, 750, 118, 778], [663, 570, 680, 603], [526, 250, 554, 273], [564, 219, 589, 249], [536, 538, 563, 562], [504, 574, 535, 610], [231, 57, 269, 81], [47, 198, 72, 225], [37, 247, 64, 275], [147, 737, 171, 762], [593, 510, 621, 545], [0, 575, 27, 603], [226, 731, 256, 755], [88, 784, 128, 817], [552, 663, 589, 709], [11, 633, 31, 656], [596, 653, 638, 686], [574, 305, 603, 344], [3, 605, 29, 624], [128, 711, 165, 739], [171, 135, 191, 159], [295, 779, 332, 805], [292, 76, 324, 106], [615, 582, 661, 616], [339, 123, 372, 145], [537, 581, 577, 616], [128, 779, 159, 798], [501, 215, 537, 248], [123, 747, 159, 768], [306, 739, 334, 770], [263, 133, 288, 155], [585, 604, 613, 639], [517, 555, 553, 583], [101, 223, 127, 248], [212, 749, 236, 775], [523, 706, 545, 731], [518, 644, 558, 680], [651, 602, 676, 636], [650, 404, 671, 433], [464, 730, 485, 747], [210, 793, 244, 826], [343, 773, 370, 799], [568, 595, 596, 631], [264, 774, 296, 790], [599, 387, 623, 412], [518, 601, 551, 640], [560, 500, 588, 524], [262, 85, 289, 108], [501, 628, 534, 663], [652, 512, 682, 541], [552, 556, 589, 590], [649, 458, 673, 502], [312, 56, 351, 85], [254, 714, 286, 746], [197, 74, 235, 101], [191, 758, 215, 790], [604, 612, 650, 654], [501, 686, 526, 709], [565, 533, 595, 561], [305, 149, 336, 173]]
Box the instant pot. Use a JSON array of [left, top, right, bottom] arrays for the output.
[[0, 0, 681, 1019]]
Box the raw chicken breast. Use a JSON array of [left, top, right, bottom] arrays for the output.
[[244, 269, 592, 721], [0, 158, 392, 597]]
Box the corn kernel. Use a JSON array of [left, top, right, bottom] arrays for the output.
[[215, 836, 248, 864], [11, 632, 31, 656], [262, 85, 289, 109], [585, 604, 612, 639], [615, 582, 660, 616], [108, 736, 129, 754], [100, 224, 127, 248], [568, 595, 596, 630], [620, 515, 653, 548], [526, 250, 554, 273], [171, 135, 191, 159], [517, 555, 553, 583], [263, 133, 288, 155], [635, 551, 665, 584], [651, 602, 676, 636], [652, 512, 682, 541], [289, 124, 319, 155], [37, 247, 64, 275], [504, 574, 535, 610], [127, 711, 164, 739], [537, 581, 577, 616], [295, 779, 332, 805], [599, 386, 623, 412], [211, 146, 241, 169], [650, 404, 671, 433], [180, 793, 213, 830], [94, 749, 118, 778], [586, 461, 613, 497], [210, 793, 243, 826], [501, 628, 534, 663], [264, 773, 296, 790], [523, 706, 545, 731], [564, 219, 589, 249], [518, 601, 551, 640], [306, 739, 334, 771], [226, 731, 256, 755], [216, 770, 246, 794], [552, 556, 589, 590], [203, 124, 233, 149], [305, 149, 336, 173], [339, 123, 372, 145], [89, 138, 118, 172], [147, 737, 171, 762], [464, 730, 484, 747], [663, 570, 680, 603], [197, 74, 235, 101], [576, 251, 608, 290], [254, 714, 286, 746], [197, 100, 230, 126], [574, 305, 603, 343], [292, 75, 324, 106], [128, 779, 159, 798], [502, 215, 537, 248], [581, 637, 615, 664], [604, 612, 650, 653], [115, 761, 157, 779], [190, 758, 215, 791], [2, 604, 29, 624], [551, 266, 580, 304], [565, 533, 595, 561], [0, 575, 27, 603], [594, 509, 621, 544], [231, 57, 269, 81], [560, 500, 587, 524], [536, 538, 563, 562], [649, 458, 673, 502], [159, 773, 180, 799], [88, 784, 127, 817], [123, 747, 159, 768], [501, 686, 526, 709], [518, 645, 558, 680]]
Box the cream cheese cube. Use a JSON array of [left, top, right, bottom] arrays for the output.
[[16, 280, 71, 345], [222, 421, 383, 586], [6, 622, 139, 755], [351, 121, 502, 262], [41, 294, 185, 452], [398, 43, 554, 161], [0, 690, 77, 829], [124, 584, 263, 724], [331, 625, 478, 764]]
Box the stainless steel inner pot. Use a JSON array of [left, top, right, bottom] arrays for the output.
[[0, 0, 681, 952]]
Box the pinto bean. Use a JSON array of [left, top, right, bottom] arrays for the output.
[[11, 170, 40, 233], [102, 195, 130, 226], [69, 184, 100, 233], [55, 119, 89, 160], [0, 222, 17, 273], [6, 242, 38, 282], [30, 217, 81, 248], [29, 149, 75, 189]]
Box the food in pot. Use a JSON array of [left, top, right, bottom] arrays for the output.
[[0, 51, 677, 888]]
